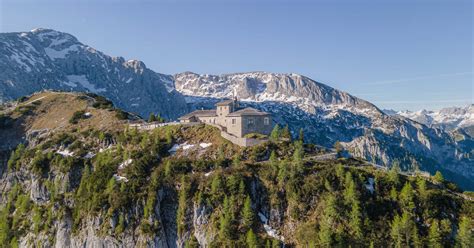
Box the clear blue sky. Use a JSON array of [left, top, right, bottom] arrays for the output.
[[1, 0, 472, 111]]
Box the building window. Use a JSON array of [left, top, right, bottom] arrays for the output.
[[232, 119, 236, 124], [264, 117, 269, 125], [248, 118, 254, 125]]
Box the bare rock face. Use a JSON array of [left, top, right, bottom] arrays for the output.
[[192, 204, 215, 247], [174, 71, 376, 114], [29, 177, 49, 204], [55, 215, 72, 248]]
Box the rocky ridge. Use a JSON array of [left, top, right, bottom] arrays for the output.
[[0, 28, 187, 119]]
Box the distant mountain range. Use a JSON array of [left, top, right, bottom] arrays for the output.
[[1, 28, 473, 189], [384, 105, 474, 136]]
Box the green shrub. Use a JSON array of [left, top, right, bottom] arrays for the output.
[[87, 94, 114, 109], [69, 110, 86, 124], [115, 109, 129, 120]]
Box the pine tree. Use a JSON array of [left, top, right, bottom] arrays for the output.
[[344, 172, 357, 205], [272, 239, 281, 248], [298, 128, 304, 143], [349, 200, 363, 240], [390, 214, 403, 248], [269, 150, 278, 175], [165, 128, 173, 144], [281, 125, 292, 141], [0, 208, 10, 245], [219, 196, 233, 241], [270, 124, 281, 141], [369, 241, 375, 248], [239, 179, 246, 195], [433, 171, 444, 184], [428, 220, 443, 248], [456, 216, 472, 248], [211, 175, 223, 201], [105, 177, 116, 195], [156, 113, 165, 123], [335, 163, 344, 181], [77, 165, 91, 199], [440, 219, 452, 246], [32, 205, 42, 234], [388, 161, 400, 185], [232, 154, 241, 167], [416, 177, 428, 200], [246, 229, 258, 248], [319, 194, 338, 247], [324, 179, 333, 192], [242, 195, 254, 230], [10, 236, 18, 248], [391, 211, 418, 248], [164, 160, 172, 177], [148, 113, 157, 122], [176, 177, 188, 237], [144, 191, 156, 219], [265, 239, 271, 248], [390, 186, 398, 201], [115, 213, 125, 234], [400, 211, 417, 247], [411, 224, 421, 248], [293, 141, 304, 172], [277, 160, 287, 185], [399, 182, 415, 212]]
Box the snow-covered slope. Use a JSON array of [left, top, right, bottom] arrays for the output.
[[175, 71, 379, 116], [0, 28, 186, 118], [396, 105, 474, 132]]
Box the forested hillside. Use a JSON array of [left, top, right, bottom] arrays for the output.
[[0, 92, 472, 247]]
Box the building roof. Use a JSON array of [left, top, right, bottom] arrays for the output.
[[227, 107, 269, 117], [215, 99, 235, 106], [178, 109, 217, 120]]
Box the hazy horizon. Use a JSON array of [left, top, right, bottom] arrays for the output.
[[1, 0, 472, 111]]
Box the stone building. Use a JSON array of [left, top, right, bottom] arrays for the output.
[[178, 98, 272, 138]]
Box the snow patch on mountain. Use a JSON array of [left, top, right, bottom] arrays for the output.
[[396, 105, 474, 130], [44, 44, 80, 60], [66, 75, 106, 93]]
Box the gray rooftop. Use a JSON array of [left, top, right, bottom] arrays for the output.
[[215, 99, 235, 106], [178, 109, 217, 119], [227, 107, 269, 117]]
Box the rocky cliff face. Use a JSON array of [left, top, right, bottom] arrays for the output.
[[0, 29, 187, 119]]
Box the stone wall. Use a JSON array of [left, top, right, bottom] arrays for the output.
[[220, 131, 267, 147], [129, 122, 189, 130], [240, 115, 272, 137]]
